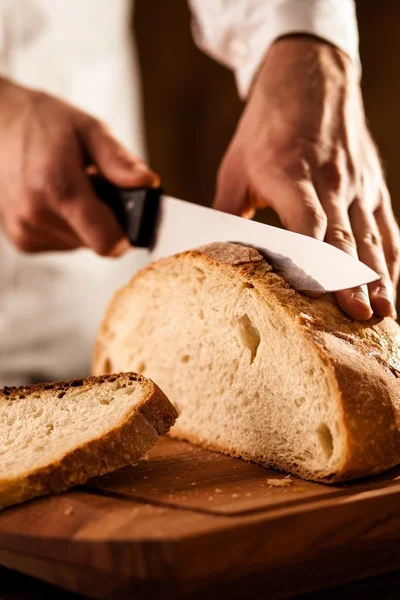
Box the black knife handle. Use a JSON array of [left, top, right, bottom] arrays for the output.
[[90, 174, 161, 248]]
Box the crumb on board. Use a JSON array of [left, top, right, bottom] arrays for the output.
[[208, 496, 214, 501], [190, 482, 197, 487], [141, 454, 150, 462], [231, 493, 239, 499], [64, 506, 74, 517], [266, 478, 292, 488], [214, 488, 223, 494]]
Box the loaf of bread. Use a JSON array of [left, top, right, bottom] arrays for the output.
[[93, 243, 400, 483], [0, 373, 177, 508]]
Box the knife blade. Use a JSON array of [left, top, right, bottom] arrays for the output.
[[91, 175, 379, 293]]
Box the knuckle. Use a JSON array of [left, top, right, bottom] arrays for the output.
[[320, 159, 349, 193], [327, 226, 355, 247], [357, 231, 382, 250]]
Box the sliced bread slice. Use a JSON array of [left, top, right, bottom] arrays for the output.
[[93, 243, 400, 483], [0, 373, 177, 508]]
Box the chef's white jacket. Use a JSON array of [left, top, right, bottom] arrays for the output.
[[0, 0, 359, 386]]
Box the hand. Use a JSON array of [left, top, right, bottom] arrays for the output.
[[0, 78, 158, 256], [215, 36, 400, 320]]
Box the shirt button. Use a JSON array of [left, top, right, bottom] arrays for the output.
[[228, 39, 249, 66]]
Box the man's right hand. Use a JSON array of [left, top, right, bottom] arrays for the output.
[[0, 79, 158, 256]]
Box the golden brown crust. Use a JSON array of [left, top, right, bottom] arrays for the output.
[[0, 373, 178, 508], [93, 242, 400, 482], [197, 242, 265, 266]]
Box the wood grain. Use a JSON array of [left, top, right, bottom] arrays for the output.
[[88, 437, 400, 515], [1, 437, 400, 598]]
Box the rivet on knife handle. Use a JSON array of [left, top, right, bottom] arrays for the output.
[[90, 174, 161, 248]]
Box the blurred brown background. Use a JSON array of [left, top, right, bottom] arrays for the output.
[[135, 1, 399, 210], [135, 0, 400, 299]]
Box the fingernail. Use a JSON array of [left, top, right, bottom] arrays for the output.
[[351, 289, 370, 306], [135, 163, 160, 188]]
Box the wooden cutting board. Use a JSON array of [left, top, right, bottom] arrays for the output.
[[1, 437, 400, 599]]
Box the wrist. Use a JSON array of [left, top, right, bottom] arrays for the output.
[[252, 35, 358, 101], [270, 35, 353, 74]]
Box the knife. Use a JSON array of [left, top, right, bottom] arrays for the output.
[[90, 175, 379, 293]]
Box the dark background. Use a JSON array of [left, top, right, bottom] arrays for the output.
[[134, 0, 400, 239]]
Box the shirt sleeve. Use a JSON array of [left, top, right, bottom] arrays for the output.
[[188, 0, 360, 99]]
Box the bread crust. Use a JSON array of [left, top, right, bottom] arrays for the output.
[[93, 243, 400, 483], [0, 373, 178, 508]]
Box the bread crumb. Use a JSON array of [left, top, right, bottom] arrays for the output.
[[141, 454, 150, 461], [208, 496, 214, 501], [190, 482, 197, 487], [143, 475, 148, 480], [64, 506, 74, 516], [298, 312, 314, 325], [214, 488, 223, 494], [231, 493, 239, 498], [131, 463, 138, 467], [246, 492, 252, 497], [266, 478, 292, 488]]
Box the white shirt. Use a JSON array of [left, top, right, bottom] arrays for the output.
[[0, 0, 359, 386]]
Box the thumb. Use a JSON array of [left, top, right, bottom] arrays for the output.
[[214, 145, 254, 218], [80, 118, 159, 188]]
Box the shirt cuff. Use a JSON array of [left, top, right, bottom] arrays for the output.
[[190, 0, 360, 100]]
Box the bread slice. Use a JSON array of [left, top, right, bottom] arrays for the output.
[[0, 373, 177, 508], [93, 243, 400, 483]]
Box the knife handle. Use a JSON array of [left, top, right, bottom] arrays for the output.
[[90, 174, 161, 248]]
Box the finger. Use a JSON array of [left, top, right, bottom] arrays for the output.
[[350, 199, 395, 318], [214, 144, 254, 217], [5, 220, 82, 253], [79, 118, 159, 188], [56, 169, 130, 256], [250, 175, 327, 240], [32, 208, 84, 248], [322, 198, 373, 320], [374, 186, 400, 289], [266, 178, 328, 239], [5, 193, 83, 252]]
